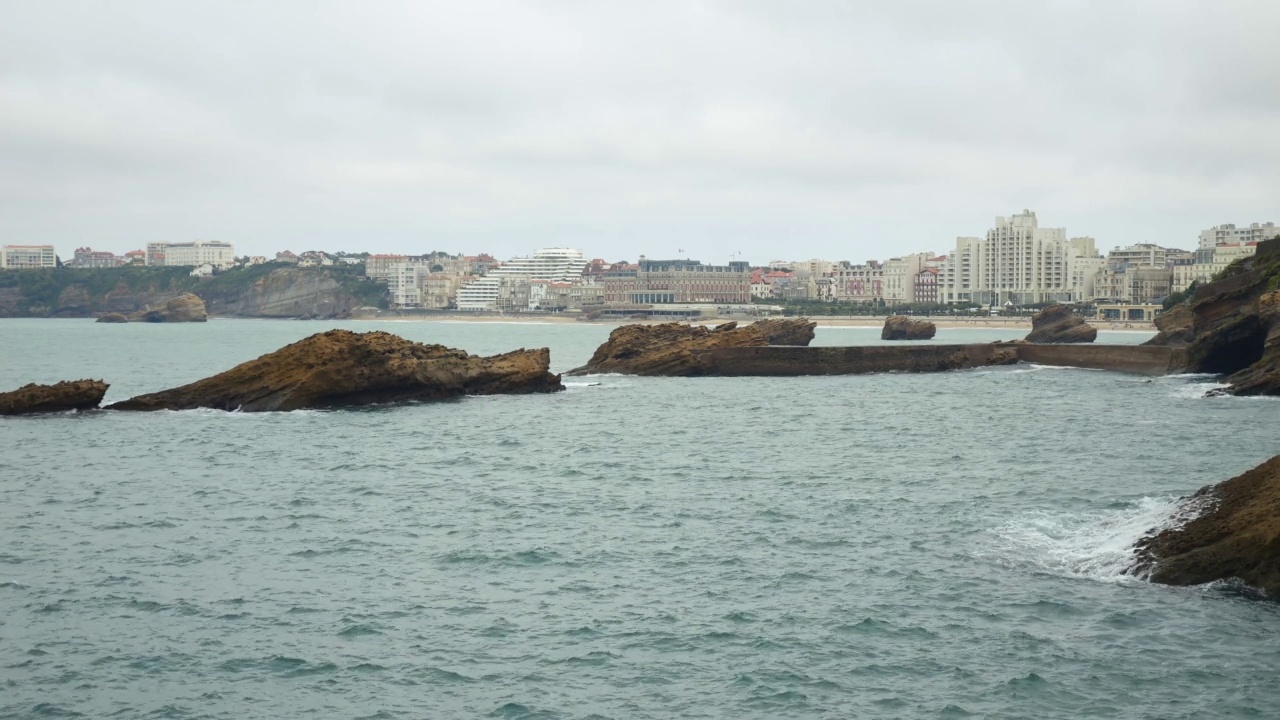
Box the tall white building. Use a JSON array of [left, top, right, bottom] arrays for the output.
[[938, 211, 1102, 305], [1198, 222, 1279, 249], [146, 241, 235, 268], [456, 248, 587, 311], [882, 253, 932, 304], [1, 245, 57, 269]]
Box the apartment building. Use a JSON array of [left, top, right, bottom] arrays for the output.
[[1, 245, 57, 269], [146, 241, 235, 268], [1198, 222, 1279, 249], [69, 247, 122, 268], [826, 260, 884, 303], [938, 211, 1101, 305], [883, 253, 932, 304]]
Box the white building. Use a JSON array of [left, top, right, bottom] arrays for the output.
[[146, 241, 235, 268], [882, 253, 932, 305], [1198, 222, 1279, 249], [456, 248, 588, 311], [938, 211, 1102, 305], [1, 245, 57, 269]]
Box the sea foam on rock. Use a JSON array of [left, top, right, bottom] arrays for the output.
[[1132, 453, 1280, 598], [106, 329, 562, 412]]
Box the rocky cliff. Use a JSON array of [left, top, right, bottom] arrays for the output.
[[881, 316, 937, 340], [1024, 305, 1097, 343], [0, 265, 386, 319], [1132, 453, 1280, 598], [106, 329, 562, 412], [567, 319, 815, 376], [0, 380, 109, 415], [749, 318, 817, 346], [1145, 237, 1280, 395]]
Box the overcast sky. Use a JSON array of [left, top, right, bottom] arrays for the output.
[[3, 1, 1278, 263]]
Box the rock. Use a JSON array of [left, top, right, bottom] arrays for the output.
[[1132, 453, 1280, 598], [568, 319, 817, 376], [881, 316, 937, 340], [0, 380, 109, 415], [350, 306, 382, 318], [96, 313, 129, 323], [130, 293, 207, 322], [105, 329, 561, 412], [1143, 303, 1194, 346], [1024, 305, 1096, 343], [750, 318, 816, 346], [1144, 237, 1280, 395]]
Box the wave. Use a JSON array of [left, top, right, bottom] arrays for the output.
[[987, 495, 1208, 583]]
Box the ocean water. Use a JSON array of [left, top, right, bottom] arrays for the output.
[[1, 319, 1278, 720]]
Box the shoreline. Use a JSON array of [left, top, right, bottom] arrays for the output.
[[344, 314, 1154, 332]]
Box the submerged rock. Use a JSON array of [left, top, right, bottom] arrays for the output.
[[106, 329, 562, 412], [567, 318, 815, 376], [749, 318, 817, 346], [95, 313, 129, 323], [1133, 453, 1280, 598], [0, 380, 109, 415], [130, 293, 208, 322], [881, 316, 936, 340], [1024, 305, 1096, 344]]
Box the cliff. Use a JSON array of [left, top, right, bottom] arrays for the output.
[[1132, 453, 1280, 598], [0, 380, 109, 415], [567, 319, 814, 376], [0, 264, 387, 319], [106, 329, 562, 412], [1145, 236, 1280, 395]]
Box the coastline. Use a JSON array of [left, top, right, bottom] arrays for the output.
[[345, 313, 1154, 332]]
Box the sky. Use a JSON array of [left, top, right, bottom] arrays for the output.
[[2, 1, 1278, 264]]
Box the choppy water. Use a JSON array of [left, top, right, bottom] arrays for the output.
[[2, 319, 1278, 719]]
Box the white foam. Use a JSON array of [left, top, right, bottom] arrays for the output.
[[986, 496, 1209, 583]]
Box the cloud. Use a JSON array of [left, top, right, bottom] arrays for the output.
[[1, 0, 1277, 260]]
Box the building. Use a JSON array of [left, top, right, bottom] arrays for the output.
[[123, 250, 146, 265], [275, 250, 299, 264], [1, 245, 57, 270], [365, 255, 410, 282], [1199, 222, 1279, 249], [938, 211, 1102, 305], [146, 241, 235, 268], [455, 248, 589, 311], [602, 258, 751, 306], [827, 260, 884, 303], [883, 253, 932, 305], [913, 268, 940, 305], [69, 247, 122, 268]]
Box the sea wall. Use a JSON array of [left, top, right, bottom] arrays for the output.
[[687, 343, 1181, 376]]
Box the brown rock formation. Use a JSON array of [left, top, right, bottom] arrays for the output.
[[881, 316, 937, 340], [129, 293, 207, 322], [750, 318, 817, 346], [568, 319, 815, 376], [1024, 305, 1097, 343], [96, 313, 129, 323], [1144, 303, 1194, 346], [1144, 237, 1280, 395], [0, 380, 109, 415], [1133, 453, 1280, 597], [105, 329, 561, 412]]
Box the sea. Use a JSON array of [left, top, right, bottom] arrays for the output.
[[1, 319, 1278, 720]]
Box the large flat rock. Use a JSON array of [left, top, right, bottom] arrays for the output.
[[107, 329, 561, 412], [0, 380, 109, 415]]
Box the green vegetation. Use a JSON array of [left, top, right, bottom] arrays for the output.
[[0, 262, 389, 315], [753, 297, 978, 317], [1163, 281, 1198, 310]]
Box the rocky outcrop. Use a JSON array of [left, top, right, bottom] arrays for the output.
[[105, 330, 561, 412], [1145, 237, 1280, 395], [0, 380, 109, 415], [202, 268, 370, 318], [129, 293, 207, 322], [96, 313, 128, 323], [749, 318, 816, 346], [1144, 303, 1194, 346], [881, 316, 936, 340], [1132, 453, 1280, 598], [1024, 305, 1097, 343], [567, 319, 815, 376]]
